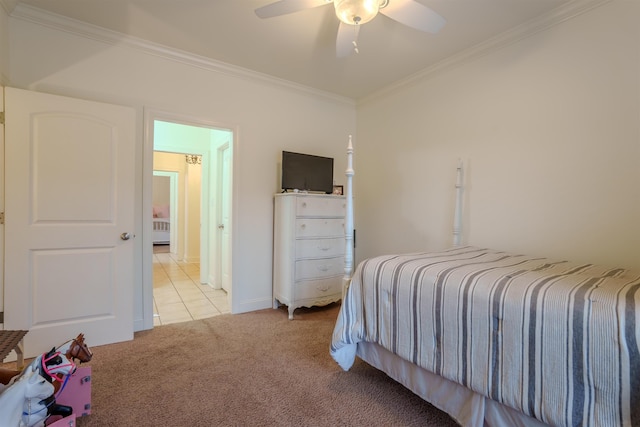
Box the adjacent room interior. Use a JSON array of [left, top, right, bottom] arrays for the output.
[[151, 120, 232, 325]]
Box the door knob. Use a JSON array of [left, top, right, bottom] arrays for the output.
[[120, 232, 132, 240]]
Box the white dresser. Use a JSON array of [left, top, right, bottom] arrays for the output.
[[273, 193, 345, 319]]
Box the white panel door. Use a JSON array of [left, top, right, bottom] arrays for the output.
[[4, 87, 135, 357], [219, 143, 231, 293]]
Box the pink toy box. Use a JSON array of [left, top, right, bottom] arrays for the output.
[[45, 366, 91, 426], [46, 414, 76, 427]]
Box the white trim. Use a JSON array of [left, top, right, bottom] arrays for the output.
[[8, 0, 609, 105], [0, 86, 4, 318], [235, 297, 274, 314], [359, 0, 612, 105], [10, 3, 355, 107]]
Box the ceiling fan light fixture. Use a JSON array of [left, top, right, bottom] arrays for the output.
[[334, 0, 380, 25]]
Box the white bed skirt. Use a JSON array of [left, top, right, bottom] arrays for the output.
[[356, 342, 549, 427]]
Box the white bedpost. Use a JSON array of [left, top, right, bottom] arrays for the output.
[[453, 159, 463, 246], [343, 135, 354, 297]]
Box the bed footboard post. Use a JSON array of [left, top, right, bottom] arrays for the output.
[[453, 158, 463, 247], [343, 135, 354, 298]]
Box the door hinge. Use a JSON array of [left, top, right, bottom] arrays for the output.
[[0, 212, 4, 224], [0, 111, 4, 125]]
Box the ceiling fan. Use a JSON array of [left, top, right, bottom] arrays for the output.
[[255, 0, 446, 57]]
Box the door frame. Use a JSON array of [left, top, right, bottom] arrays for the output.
[[0, 87, 5, 321], [214, 142, 231, 292], [152, 170, 178, 251], [142, 108, 236, 330]]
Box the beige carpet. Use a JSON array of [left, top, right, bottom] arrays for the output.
[[69, 303, 458, 426]]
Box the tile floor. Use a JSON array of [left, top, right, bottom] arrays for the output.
[[153, 245, 230, 326]]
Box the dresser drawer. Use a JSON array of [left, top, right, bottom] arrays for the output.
[[295, 257, 344, 280], [295, 218, 344, 238], [295, 237, 345, 259], [294, 276, 342, 300], [296, 196, 345, 217]]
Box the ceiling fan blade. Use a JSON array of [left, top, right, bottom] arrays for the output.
[[336, 22, 359, 58], [379, 0, 446, 34], [255, 0, 331, 19]]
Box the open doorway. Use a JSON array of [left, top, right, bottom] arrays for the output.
[[151, 154, 226, 325], [142, 113, 234, 329]]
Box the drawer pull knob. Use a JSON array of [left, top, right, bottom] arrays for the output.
[[319, 246, 330, 251], [317, 286, 329, 292], [318, 266, 329, 272]]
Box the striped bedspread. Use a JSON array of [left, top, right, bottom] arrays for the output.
[[330, 246, 640, 427]]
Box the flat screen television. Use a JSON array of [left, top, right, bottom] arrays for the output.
[[281, 151, 334, 194]]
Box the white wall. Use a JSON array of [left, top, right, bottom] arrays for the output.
[[0, 1, 9, 84], [7, 9, 356, 322], [356, 1, 640, 270], [152, 175, 170, 208]]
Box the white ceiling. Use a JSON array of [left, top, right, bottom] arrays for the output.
[[11, 0, 581, 99]]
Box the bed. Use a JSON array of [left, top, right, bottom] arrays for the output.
[[152, 205, 171, 245], [330, 138, 640, 427], [152, 218, 170, 244]]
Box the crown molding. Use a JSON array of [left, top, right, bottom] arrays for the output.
[[0, 0, 19, 15], [359, 0, 612, 106], [10, 3, 356, 107], [9, 0, 611, 107]]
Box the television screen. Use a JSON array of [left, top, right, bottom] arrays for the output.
[[281, 151, 334, 194]]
